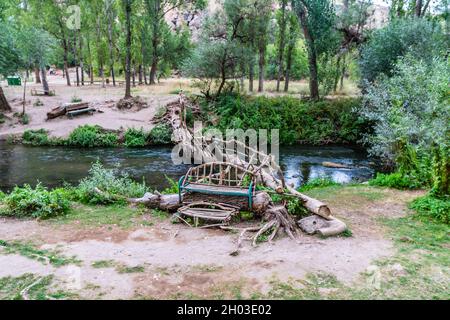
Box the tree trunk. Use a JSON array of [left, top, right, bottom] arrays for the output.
[[138, 64, 143, 84], [276, 0, 287, 92], [107, 1, 116, 87], [34, 68, 41, 84], [62, 39, 71, 86], [284, 41, 294, 92], [149, 59, 158, 85], [144, 65, 148, 85], [41, 67, 49, 94], [0, 86, 12, 112], [132, 65, 136, 87], [79, 34, 85, 86], [74, 34, 80, 87], [258, 44, 265, 93], [297, 5, 319, 100], [415, 0, 423, 17], [124, 0, 132, 98], [249, 61, 254, 92]]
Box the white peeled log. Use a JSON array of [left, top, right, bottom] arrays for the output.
[[298, 215, 347, 237], [129, 192, 181, 211]]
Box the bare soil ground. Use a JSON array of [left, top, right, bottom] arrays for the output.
[[0, 187, 428, 300], [0, 73, 187, 139]]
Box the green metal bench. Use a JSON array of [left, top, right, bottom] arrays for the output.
[[67, 108, 95, 119], [178, 162, 256, 209]]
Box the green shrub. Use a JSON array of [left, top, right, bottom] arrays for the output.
[[149, 124, 172, 145], [22, 129, 50, 146], [299, 177, 339, 192], [124, 128, 148, 148], [410, 195, 450, 224], [75, 162, 148, 205], [71, 95, 82, 103], [211, 94, 366, 145], [369, 172, 422, 190], [67, 125, 118, 147], [161, 175, 179, 194], [0, 114, 5, 124], [0, 191, 5, 202], [1, 184, 70, 219], [21, 113, 29, 125]]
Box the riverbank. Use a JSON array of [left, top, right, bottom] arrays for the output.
[[2, 184, 448, 300]]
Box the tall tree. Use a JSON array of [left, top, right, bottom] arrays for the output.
[[292, 0, 336, 100], [123, 0, 132, 98], [106, 0, 117, 86], [0, 22, 20, 112], [276, 0, 288, 92]]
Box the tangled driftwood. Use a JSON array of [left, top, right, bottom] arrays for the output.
[[131, 93, 347, 249]]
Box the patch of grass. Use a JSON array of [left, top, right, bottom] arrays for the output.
[[71, 95, 82, 103], [54, 204, 145, 229], [20, 113, 29, 125], [0, 274, 75, 300], [91, 260, 116, 269], [33, 99, 43, 107], [192, 264, 224, 273], [299, 177, 340, 192], [0, 240, 81, 267], [116, 264, 145, 274], [369, 172, 423, 190], [409, 194, 449, 224]]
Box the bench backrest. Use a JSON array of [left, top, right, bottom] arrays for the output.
[[184, 162, 255, 187]]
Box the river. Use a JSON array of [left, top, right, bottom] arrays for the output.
[[0, 143, 374, 192]]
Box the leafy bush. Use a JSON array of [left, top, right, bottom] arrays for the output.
[[360, 18, 446, 83], [124, 128, 148, 148], [149, 124, 172, 145], [361, 57, 448, 193], [161, 175, 179, 194], [299, 177, 339, 192], [0, 191, 5, 202], [211, 94, 366, 145], [75, 162, 148, 205], [71, 95, 82, 103], [22, 129, 50, 146], [67, 125, 118, 147], [21, 113, 29, 125], [0, 184, 70, 219], [369, 172, 422, 190], [410, 195, 450, 224]]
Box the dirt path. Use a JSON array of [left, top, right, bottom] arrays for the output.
[[0, 187, 425, 299], [0, 74, 186, 139]]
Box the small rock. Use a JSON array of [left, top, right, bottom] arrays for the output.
[[318, 288, 339, 296], [388, 263, 407, 276]]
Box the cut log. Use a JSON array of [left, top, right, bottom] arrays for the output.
[[298, 215, 347, 237], [129, 192, 181, 211], [322, 162, 350, 169]]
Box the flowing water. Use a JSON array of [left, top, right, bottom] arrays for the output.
[[0, 143, 374, 192]]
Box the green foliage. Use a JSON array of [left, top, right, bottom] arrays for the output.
[[360, 18, 446, 84], [266, 41, 308, 81], [71, 95, 82, 103], [67, 125, 118, 147], [0, 240, 80, 266], [149, 124, 172, 145], [22, 129, 50, 146], [0, 184, 70, 219], [369, 172, 423, 190], [361, 56, 449, 193], [0, 21, 20, 77], [161, 175, 179, 194], [75, 162, 148, 205], [299, 177, 339, 192], [20, 113, 29, 125], [410, 195, 450, 224], [124, 127, 148, 147], [212, 94, 366, 145]]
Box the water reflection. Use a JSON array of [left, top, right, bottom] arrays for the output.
[[0, 143, 374, 192]]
